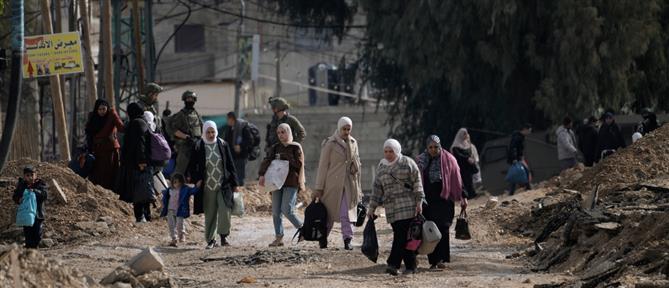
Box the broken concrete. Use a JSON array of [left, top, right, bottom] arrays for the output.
[[50, 179, 68, 204], [126, 247, 165, 276]]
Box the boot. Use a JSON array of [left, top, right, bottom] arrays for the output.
[[344, 238, 353, 250], [319, 238, 328, 249], [220, 234, 230, 247], [269, 236, 284, 247]]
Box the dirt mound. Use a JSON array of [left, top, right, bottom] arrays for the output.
[[0, 245, 101, 288], [0, 159, 134, 246], [241, 184, 312, 214]]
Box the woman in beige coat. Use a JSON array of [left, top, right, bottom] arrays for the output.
[[313, 117, 362, 250]]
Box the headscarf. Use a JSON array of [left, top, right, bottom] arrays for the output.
[[86, 99, 110, 136], [451, 128, 479, 162], [380, 139, 402, 166], [201, 120, 219, 145], [127, 102, 144, 120], [277, 123, 294, 145], [143, 111, 156, 132], [277, 123, 306, 190], [338, 116, 353, 133]]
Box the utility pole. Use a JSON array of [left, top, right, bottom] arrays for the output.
[[233, 0, 246, 116], [102, 0, 115, 108], [79, 0, 97, 106], [0, 0, 24, 173], [132, 0, 145, 94], [41, 0, 71, 161], [54, 0, 67, 102], [275, 41, 281, 98]]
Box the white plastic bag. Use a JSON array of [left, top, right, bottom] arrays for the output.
[[232, 192, 245, 217], [263, 160, 289, 193]]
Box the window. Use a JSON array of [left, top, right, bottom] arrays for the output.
[[175, 24, 205, 53]]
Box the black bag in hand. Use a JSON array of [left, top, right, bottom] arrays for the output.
[[355, 203, 367, 227], [361, 217, 379, 263], [455, 210, 472, 240], [298, 201, 328, 242]]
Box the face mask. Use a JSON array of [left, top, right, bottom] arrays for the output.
[[184, 101, 195, 109]]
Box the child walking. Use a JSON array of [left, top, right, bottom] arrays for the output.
[[13, 165, 48, 249], [161, 174, 199, 247]]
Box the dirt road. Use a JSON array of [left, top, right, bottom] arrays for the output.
[[42, 196, 573, 288]]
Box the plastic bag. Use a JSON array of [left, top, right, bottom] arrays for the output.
[[505, 162, 529, 184], [361, 217, 379, 263], [355, 203, 367, 227], [263, 160, 289, 193], [16, 189, 37, 227], [232, 192, 245, 217], [455, 210, 472, 240]]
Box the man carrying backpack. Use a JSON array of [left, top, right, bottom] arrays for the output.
[[168, 90, 203, 176], [13, 165, 48, 249], [223, 112, 258, 186]]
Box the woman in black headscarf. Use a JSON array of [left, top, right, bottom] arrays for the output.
[[85, 99, 124, 189], [117, 102, 155, 222]]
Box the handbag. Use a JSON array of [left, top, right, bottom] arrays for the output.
[[405, 215, 424, 251], [455, 209, 472, 240], [355, 203, 367, 227]]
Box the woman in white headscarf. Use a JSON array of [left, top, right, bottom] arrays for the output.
[[369, 139, 425, 276], [313, 117, 362, 250], [258, 123, 305, 247], [187, 120, 239, 249], [450, 128, 480, 199]]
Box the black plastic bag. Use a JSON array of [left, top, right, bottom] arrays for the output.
[[361, 217, 379, 263], [455, 210, 472, 240], [355, 203, 367, 227]]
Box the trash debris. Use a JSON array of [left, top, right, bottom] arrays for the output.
[[238, 276, 257, 284]]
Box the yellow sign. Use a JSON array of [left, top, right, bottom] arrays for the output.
[[23, 32, 84, 78]]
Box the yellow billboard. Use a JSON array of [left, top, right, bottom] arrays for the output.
[[23, 32, 84, 78]]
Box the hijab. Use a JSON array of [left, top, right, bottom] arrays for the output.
[[202, 120, 219, 145], [337, 116, 353, 137], [277, 123, 306, 190], [451, 128, 479, 162], [380, 139, 402, 166], [86, 99, 110, 136], [127, 102, 144, 120], [143, 111, 156, 132], [278, 123, 294, 145]]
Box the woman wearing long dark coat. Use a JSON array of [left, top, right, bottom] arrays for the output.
[[450, 128, 480, 199], [417, 135, 468, 269], [85, 99, 124, 189], [117, 102, 155, 223]]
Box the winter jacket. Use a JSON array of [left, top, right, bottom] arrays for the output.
[[507, 131, 525, 164], [370, 156, 425, 224], [118, 103, 154, 204], [121, 118, 151, 167], [223, 119, 254, 159], [13, 178, 48, 220], [160, 186, 200, 218], [187, 138, 238, 214], [258, 143, 304, 189], [85, 109, 124, 152], [556, 126, 578, 160], [597, 122, 626, 161]]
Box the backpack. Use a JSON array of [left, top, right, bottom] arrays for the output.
[[247, 122, 262, 161], [149, 131, 172, 162], [16, 189, 37, 227], [298, 201, 328, 241]]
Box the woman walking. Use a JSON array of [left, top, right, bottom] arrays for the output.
[[85, 99, 124, 189], [118, 103, 155, 223], [313, 117, 362, 250], [369, 139, 424, 275], [259, 123, 305, 247], [187, 121, 239, 249], [417, 135, 468, 269], [450, 128, 480, 199]]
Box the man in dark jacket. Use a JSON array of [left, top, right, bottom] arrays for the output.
[[223, 112, 253, 186], [639, 108, 660, 136], [13, 165, 48, 249], [597, 112, 626, 162], [577, 116, 599, 167], [507, 123, 532, 195], [120, 102, 155, 222]]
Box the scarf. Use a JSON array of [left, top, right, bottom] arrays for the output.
[[417, 149, 463, 202], [278, 123, 306, 190], [380, 139, 402, 166], [202, 120, 219, 145], [143, 111, 156, 132]]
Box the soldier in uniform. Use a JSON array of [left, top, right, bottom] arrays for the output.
[[265, 97, 306, 154], [139, 82, 164, 133], [168, 90, 203, 175]]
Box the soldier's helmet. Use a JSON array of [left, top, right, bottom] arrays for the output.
[[182, 90, 197, 101], [144, 83, 163, 95]]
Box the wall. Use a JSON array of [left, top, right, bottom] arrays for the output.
[[243, 105, 390, 191]]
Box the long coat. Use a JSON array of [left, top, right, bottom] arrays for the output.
[[314, 134, 362, 223], [187, 138, 239, 214]]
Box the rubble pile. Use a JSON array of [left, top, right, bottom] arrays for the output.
[[240, 184, 312, 214], [101, 247, 176, 288], [201, 249, 325, 266], [0, 159, 134, 246], [0, 245, 101, 288]]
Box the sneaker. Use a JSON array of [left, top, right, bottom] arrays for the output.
[[205, 240, 217, 249], [385, 266, 399, 276], [169, 240, 178, 247], [343, 238, 353, 250], [268, 237, 284, 247]]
